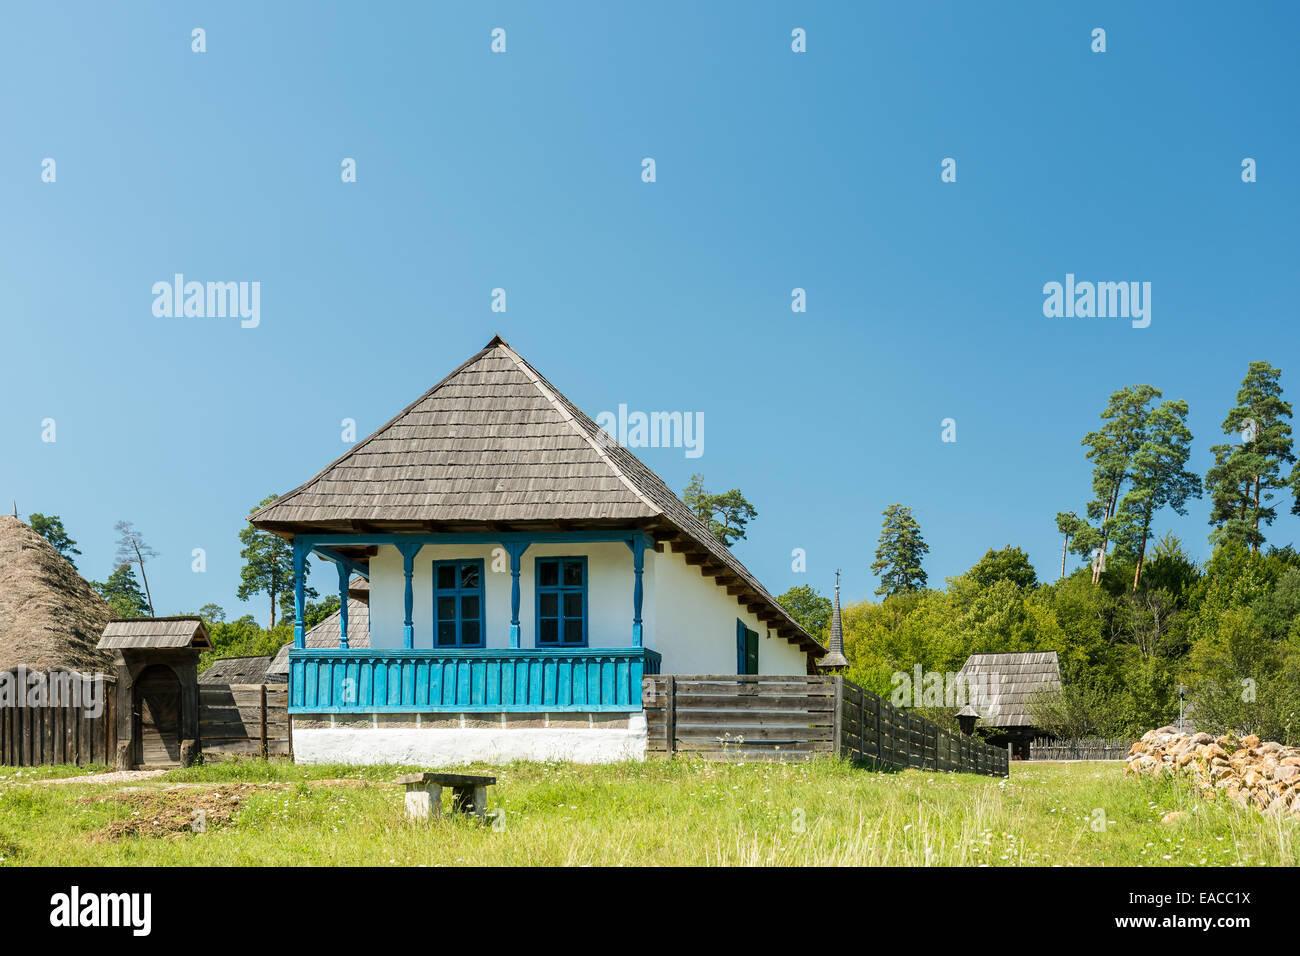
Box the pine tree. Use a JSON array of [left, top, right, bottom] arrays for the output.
[[1113, 399, 1201, 590], [1205, 362, 1295, 552], [28, 513, 81, 568], [1053, 512, 1089, 579], [1082, 385, 1161, 584], [93, 565, 151, 619], [681, 474, 757, 547], [113, 520, 157, 616], [870, 504, 929, 597], [237, 494, 316, 627]]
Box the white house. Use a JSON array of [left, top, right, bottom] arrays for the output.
[[251, 336, 822, 765]]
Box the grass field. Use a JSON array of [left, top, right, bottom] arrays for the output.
[[0, 758, 1296, 866]]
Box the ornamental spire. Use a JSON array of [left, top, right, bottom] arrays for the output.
[[821, 569, 849, 670]]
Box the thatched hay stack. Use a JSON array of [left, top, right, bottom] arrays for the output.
[[0, 515, 114, 672]]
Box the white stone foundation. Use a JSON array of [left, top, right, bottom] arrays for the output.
[[292, 713, 647, 766]]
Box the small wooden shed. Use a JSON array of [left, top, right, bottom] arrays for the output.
[[97, 617, 211, 769], [956, 651, 1063, 759]]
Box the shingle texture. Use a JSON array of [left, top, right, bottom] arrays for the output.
[[98, 617, 211, 650], [199, 655, 278, 684], [957, 651, 1063, 728]]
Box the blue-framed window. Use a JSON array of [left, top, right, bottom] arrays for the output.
[[535, 556, 587, 646], [433, 559, 485, 647]]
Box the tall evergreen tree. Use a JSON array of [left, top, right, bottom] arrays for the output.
[[1082, 384, 1162, 584], [92, 564, 150, 619], [870, 504, 929, 597], [237, 494, 316, 628], [1053, 512, 1090, 579], [1113, 399, 1201, 590], [28, 513, 81, 568], [113, 520, 157, 616], [682, 474, 757, 547], [1205, 361, 1295, 552]]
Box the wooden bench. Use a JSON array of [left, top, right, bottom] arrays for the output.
[[397, 772, 496, 821]]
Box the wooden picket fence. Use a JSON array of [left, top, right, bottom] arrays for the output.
[[1029, 736, 1131, 761], [643, 674, 1008, 777], [198, 683, 290, 758], [838, 678, 1007, 775], [0, 668, 116, 767]]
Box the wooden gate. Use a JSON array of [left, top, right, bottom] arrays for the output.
[[136, 664, 182, 767]]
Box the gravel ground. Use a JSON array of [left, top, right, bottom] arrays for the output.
[[37, 769, 168, 786]]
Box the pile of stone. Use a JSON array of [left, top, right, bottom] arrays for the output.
[[1124, 726, 1300, 815]]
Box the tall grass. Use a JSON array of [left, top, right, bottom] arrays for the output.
[[0, 758, 1294, 866]]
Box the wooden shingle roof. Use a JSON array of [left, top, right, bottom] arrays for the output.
[[957, 651, 1062, 728], [199, 655, 278, 684], [251, 337, 657, 526], [251, 336, 821, 658], [97, 617, 212, 650]]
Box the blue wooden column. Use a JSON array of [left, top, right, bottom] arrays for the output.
[[397, 542, 420, 650], [292, 539, 307, 649], [503, 541, 530, 648], [626, 535, 647, 647], [335, 560, 350, 649]]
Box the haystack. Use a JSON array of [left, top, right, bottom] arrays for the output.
[[0, 515, 114, 672]]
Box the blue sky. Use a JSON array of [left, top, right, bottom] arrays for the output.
[[2, 2, 1297, 622]]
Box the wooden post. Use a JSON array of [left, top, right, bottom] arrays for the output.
[[292, 539, 307, 649], [629, 535, 645, 648], [259, 684, 269, 759], [664, 676, 676, 757], [336, 561, 350, 649], [856, 686, 864, 756], [873, 695, 881, 761], [830, 676, 843, 757], [400, 543, 418, 650]]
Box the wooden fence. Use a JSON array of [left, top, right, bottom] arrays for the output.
[[643, 674, 1008, 777], [199, 683, 290, 758], [0, 668, 116, 767], [1029, 736, 1131, 761]]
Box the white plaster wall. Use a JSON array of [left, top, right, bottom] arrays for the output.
[[365, 540, 807, 674], [368, 542, 653, 650], [294, 715, 647, 766], [648, 548, 809, 675]]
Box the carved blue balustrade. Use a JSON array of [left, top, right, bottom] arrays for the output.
[[288, 646, 661, 713]]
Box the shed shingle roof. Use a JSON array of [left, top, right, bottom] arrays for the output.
[[956, 651, 1062, 728], [250, 337, 820, 658], [97, 617, 212, 650]]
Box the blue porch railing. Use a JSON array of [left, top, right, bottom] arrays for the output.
[[288, 647, 661, 713]]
